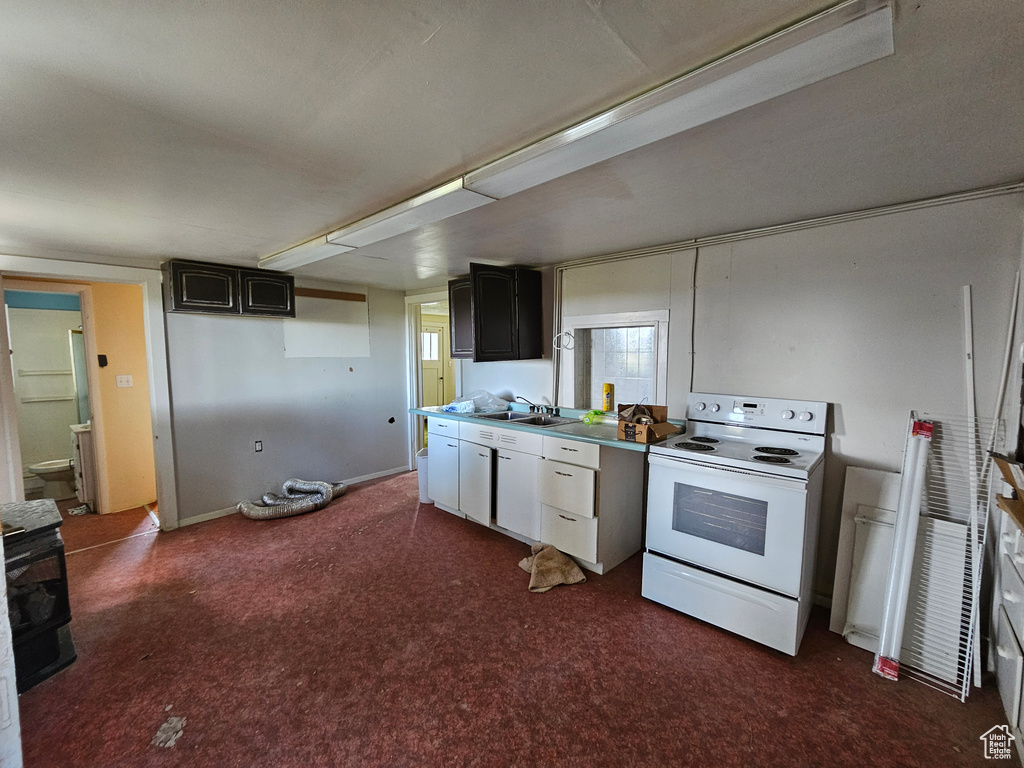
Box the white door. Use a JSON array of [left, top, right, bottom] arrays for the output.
[[420, 324, 444, 408], [496, 448, 539, 540], [459, 441, 493, 525], [428, 437, 460, 513]]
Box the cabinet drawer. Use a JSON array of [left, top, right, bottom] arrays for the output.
[[538, 460, 596, 519], [997, 606, 1024, 728], [541, 507, 598, 563], [460, 420, 501, 446], [1004, 554, 1024, 639], [542, 436, 600, 469], [427, 417, 460, 438], [492, 426, 542, 455]]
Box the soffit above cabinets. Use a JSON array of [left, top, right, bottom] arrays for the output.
[[0, 1, 1023, 290]]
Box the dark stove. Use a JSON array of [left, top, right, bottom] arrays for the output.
[[3, 499, 76, 692]]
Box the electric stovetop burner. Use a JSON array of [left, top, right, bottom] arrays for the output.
[[754, 446, 799, 456], [690, 436, 719, 444], [676, 442, 716, 452], [752, 454, 793, 464]]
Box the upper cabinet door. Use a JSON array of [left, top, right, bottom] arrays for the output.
[[164, 261, 240, 314], [448, 264, 543, 362], [448, 278, 475, 359], [471, 264, 518, 361], [239, 270, 295, 317]]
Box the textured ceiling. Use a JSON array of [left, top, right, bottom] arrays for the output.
[[0, 1, 1021, 290]]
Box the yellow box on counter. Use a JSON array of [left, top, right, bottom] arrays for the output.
[[616, 404, 680, 444]]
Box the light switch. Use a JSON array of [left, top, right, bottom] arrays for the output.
[[116, 375, 133, 388]]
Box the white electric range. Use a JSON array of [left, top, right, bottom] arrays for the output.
[[641, 392, 828, 655]]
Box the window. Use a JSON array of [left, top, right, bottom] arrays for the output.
[[573, 325, 657, 409], [557, 311, 669, 410], [420, 331, 439, 361]]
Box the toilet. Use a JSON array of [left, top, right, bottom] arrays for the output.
[[27, 459, 76, 501]]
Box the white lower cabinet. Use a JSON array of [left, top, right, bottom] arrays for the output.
[[459, 441, 493, 525], [424, 414, 645, 575], [496, 448, 541, 540], [538, 435, 645, 574], [995, 510, 1024, 755], [427, 436, 460, 514], [998, 605, 1024, 729]]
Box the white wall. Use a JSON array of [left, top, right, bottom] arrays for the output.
[[166, 286, 409, 522], [559, 249, 696, 414], [7, 308, 81, 468], [693, 194, 1024, 597]]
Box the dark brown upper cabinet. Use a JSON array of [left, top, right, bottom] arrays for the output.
[[448, 264, 542, 362], [162, 260, 294, 318], [448, 278, 475, 359], [239, 269, 295, 317]]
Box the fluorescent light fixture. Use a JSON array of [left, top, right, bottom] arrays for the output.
[[259, 236, 355, 271], [464, 0, 894, 199], [326, 178, 496, 249]]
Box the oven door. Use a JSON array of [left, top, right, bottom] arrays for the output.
[[646, 454, 809, 597]]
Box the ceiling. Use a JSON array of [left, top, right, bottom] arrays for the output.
[[0, 1, 1021, 291]]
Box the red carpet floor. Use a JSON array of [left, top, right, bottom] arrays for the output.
[[19, 472, 1007, 767]]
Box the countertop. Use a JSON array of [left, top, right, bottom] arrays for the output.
[[409, 406, 681, 452]]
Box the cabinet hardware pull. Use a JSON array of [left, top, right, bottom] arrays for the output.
[[478, 453, 487, 457], [558, 514, 575, 522], [447, 443, 457, 448], [561, 447, 578, 452], [555, 471, 573, 477]]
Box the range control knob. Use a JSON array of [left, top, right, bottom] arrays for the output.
[[709, 404, 720, 413], [798, 411, 814, 422], [694, 402, 706, 411], [781, 410, 795, 420]]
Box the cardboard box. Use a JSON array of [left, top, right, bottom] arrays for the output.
[[616, 404, 680, 444], [993, 454, 1024, 533]]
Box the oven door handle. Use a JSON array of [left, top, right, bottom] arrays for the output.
[[647, 454, 807, 489]]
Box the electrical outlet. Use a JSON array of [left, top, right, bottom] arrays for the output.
[[254, 441, 263, 453], [115, 374, 133, 388]]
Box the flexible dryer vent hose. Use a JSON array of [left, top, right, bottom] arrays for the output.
[[237, 478, 348, 520]]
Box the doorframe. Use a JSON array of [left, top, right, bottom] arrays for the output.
[[0, 255, 179, 529], [3, 279, 114, 515], [404, 290, 453, 468]]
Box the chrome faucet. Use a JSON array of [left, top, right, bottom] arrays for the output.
[[517, 396, 558, 416], [516, 396, 542, 413]]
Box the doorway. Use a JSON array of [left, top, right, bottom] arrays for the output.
[[419, 301, 455, 408], [0, 259, 176, 531], [404, 292, 459, 465], [3, 279, 159, 532]]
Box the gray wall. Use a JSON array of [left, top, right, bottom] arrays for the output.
[[166, 286, 409, 522]]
